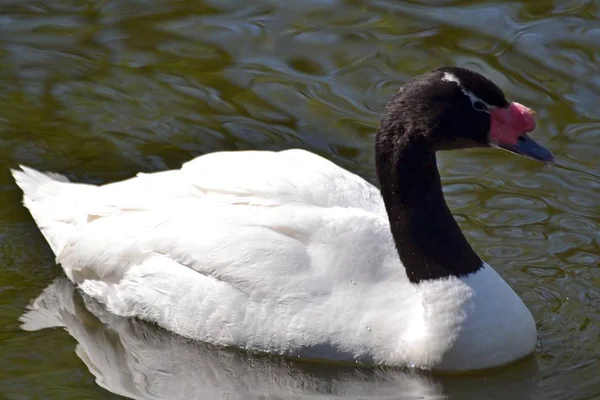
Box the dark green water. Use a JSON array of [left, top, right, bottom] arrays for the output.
[[1, 0, 599, 399]]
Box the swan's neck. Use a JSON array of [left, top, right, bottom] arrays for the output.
[[375, 134, 483, 283]]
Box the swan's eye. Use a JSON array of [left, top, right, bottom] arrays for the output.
[[473, 101, 488, 112]]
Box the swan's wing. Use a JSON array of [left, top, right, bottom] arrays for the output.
[[94, 149, 382, 211], [11, 149, 414, 362], [57, 199, 399, 297], [13, 148, 398, 296], [12, 149, 383, 254], [53, 201, 410, 363], [174, 149, 382, 213]]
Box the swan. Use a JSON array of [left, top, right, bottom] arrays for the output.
[[12, 67, 555, 372]]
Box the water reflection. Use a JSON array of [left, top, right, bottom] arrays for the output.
[[21, 278, 540, 400]]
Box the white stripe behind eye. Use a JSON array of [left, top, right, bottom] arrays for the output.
[[442, 71, 492, 113], [442, 72, 461, 85]]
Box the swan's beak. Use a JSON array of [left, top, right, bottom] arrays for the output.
[[493, 134, 555, 165], [489, 102, 555, 165]]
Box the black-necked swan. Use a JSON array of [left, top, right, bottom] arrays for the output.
[[12, 67, 555, 372]]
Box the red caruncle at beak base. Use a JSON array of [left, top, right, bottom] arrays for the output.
[[489, 102, 554, 165], [490, 102, 536, 146]]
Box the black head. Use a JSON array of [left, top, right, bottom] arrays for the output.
[[378, 67, 554, 163], [374, 67, 554, 283]]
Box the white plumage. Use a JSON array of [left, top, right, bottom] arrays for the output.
[[12, 149, 536, 371]]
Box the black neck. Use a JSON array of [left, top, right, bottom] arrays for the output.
[[375, 132, 483, 283]]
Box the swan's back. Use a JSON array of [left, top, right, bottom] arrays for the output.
[[13, 150, 382, 254]]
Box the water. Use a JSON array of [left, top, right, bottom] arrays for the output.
[[0, 0, 599, 398]]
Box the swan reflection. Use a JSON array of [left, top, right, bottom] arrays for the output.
[[21, 278, 540, 400]]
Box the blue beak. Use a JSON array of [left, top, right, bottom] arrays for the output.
[[494, 134, 555, 165]]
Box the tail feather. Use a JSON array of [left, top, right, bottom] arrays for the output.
[[11, 165, 70, 201], [11, 166, 82, 255]]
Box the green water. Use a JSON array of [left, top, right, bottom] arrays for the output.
[[1, 0, 599, 398]]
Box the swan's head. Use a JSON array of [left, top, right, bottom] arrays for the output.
[[379, 67, 554, 164]]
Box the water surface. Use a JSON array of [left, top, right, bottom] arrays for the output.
[[1, 0, 600, 399]]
